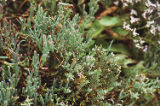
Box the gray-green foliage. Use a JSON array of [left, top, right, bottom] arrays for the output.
[[0, 67, 18, 106], [0, 0, 160, 105], [18, 0, 122, 105], [144, 45, 160, 75]]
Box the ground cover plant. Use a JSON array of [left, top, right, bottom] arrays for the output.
[[0, 0, 160, 105]]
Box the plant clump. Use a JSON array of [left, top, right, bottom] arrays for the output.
[[0, 0, 160, 105]]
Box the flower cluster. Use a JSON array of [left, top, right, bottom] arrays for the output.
[[133, 39, 148, 52], [114, 0, 141, 7], [121, 0, 160, 52], [143, 0, 160, 35]]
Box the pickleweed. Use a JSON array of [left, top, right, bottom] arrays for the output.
[[1, 0, 160, 105]]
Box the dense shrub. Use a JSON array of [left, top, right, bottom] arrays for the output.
[[0, 0, 160, 105]]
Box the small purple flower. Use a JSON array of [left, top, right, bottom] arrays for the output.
[[77, 72, 82, 78], [40, 67, 48, 70], [60, 102, 65, 105], [0, 67, 2, 71], [31, 69, 34, 72], [6, 82, 9, 86], [47, 41, 52, 44], [72, 52, 75, 55], [71, 78, 74, 81], [17, 54, 20, 57]]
